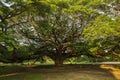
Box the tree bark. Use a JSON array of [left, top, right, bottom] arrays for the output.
[[54, 59, 64, 66]]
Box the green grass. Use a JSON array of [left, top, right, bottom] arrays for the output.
[[0, 73, 42, 80]]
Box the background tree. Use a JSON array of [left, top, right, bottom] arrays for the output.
[[83, 0, 120, 61]]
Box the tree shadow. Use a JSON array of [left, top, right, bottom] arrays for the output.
[[0, 64, 119, 80], [33, 64, 117, 80], [0, 66, 26, 75]]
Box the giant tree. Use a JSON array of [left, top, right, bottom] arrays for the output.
[[1, 0, 120, 65], [12, 0, 100, 66]]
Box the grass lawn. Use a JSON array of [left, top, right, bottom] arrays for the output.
[[0, 73, 42, 80], [0, 64, 119, 80]]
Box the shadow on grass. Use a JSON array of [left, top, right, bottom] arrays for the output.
[[0, 73, 42, 80], [0, 64, 119, 80]]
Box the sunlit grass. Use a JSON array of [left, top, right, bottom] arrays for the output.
[[100, 64, 120, 80], [0, 73, 42, 80]]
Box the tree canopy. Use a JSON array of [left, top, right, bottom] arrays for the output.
[[0, 0, 120, 66]]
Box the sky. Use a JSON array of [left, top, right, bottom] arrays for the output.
[[1, 0, 14, 7]]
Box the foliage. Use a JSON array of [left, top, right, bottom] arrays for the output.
[[0, 0, 120, 65]]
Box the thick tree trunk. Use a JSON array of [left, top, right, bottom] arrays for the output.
[[54, 59, 64, 66]]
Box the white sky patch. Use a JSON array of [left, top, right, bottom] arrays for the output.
[[1, 0, 14, 7], [98, 11, 105, 14], [104, 50, 108, 53], [97, 9, 105, 14]]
